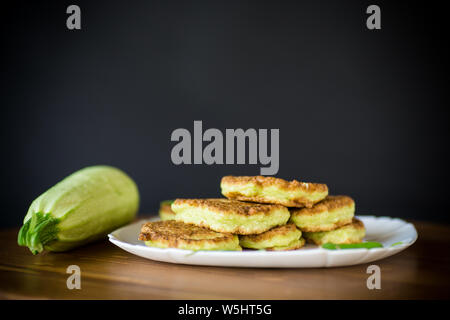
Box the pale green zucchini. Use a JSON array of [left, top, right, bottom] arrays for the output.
[[18, 165, 139, 254]]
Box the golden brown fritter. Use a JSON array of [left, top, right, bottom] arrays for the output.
[[173, 198, 287, 216], [139, 220, 241, 250], [172, 198, 290, 235], [239, 223, 304, 250], [303, 218, 365, 245], [221, 175, 328, 208], [291, 195, 354, 216], [241, 223, 298, 242], [266, 238, 306, 251], [289, 195, 355, 232]]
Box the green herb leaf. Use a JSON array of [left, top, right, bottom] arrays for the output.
[[322, 242, 383, 250]]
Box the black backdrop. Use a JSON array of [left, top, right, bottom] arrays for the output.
[[1, 0, 449, 227]]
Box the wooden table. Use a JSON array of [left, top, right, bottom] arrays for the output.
[[0, 218, 449, 299]]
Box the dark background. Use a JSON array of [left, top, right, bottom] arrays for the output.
[[1, 0, 449, 227]]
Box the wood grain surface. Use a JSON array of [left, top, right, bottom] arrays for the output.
[[0, 217, 449, 300]]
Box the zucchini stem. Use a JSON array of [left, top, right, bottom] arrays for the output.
[[17, 212, 59, 254]]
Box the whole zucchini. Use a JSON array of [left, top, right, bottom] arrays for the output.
[[18, 165, 139, 254]]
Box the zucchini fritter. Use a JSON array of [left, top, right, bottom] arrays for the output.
[[139, 220, 241, 251], [221, 176, 328, 208], [303, 218, 365, 245], [172, 198, 290, 235], [240, 223, 305, 251], [290, 195, 355, 232]]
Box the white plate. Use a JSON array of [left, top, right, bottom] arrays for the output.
[[108, 215, 417, 268]]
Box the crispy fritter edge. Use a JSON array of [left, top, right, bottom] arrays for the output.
[[240, 223, 299, 242], [290, 195, 355, 216], [138, 220, 236, 246], [221, 176, 328, 193], [172, 198, 288, 216]]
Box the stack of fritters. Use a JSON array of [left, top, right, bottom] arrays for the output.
[[139, 176, 365, 251]]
